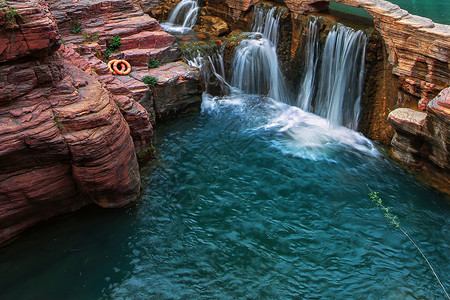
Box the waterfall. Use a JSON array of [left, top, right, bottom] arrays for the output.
[[315, 24, 367, 130], [251, 5, 282, 47], [185, 47, 228, 95], [297, 17, 320, 112], [231, 36, 285, 101], [162, 0, 199, 33], [230, 5, 287, 102]]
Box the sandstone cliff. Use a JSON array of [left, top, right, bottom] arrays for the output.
[[1, 0, 206, 244], [0, 0, 148, 244], [47, 0, 204, 124]]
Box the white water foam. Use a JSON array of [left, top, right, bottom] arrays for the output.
[[202, 93, 379, 161]]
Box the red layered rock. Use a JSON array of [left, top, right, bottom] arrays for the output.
[[388, 88, 450, 195], [131, 61, 204, 120], [0, 0, 60, 63], [58, 45, 154, 153], [47, 0, 203, 124], [0, 54, 142, 244], [0, 0, 145, 244], [46, 0, 180, 66]]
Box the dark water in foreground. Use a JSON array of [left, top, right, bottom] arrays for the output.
[[1, 94, 449, 299]]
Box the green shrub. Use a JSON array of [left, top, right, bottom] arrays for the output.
[[142, 75, 158, 87], [104, 35, 121, 59], [104, 48, 114, 60], [108, 35, 121, 51], [82, 31, 99, 43], [70, 19, 82, 34], [148, 58, 160, 69]]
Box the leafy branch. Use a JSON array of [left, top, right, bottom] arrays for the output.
[[368, 186, 449, 299]]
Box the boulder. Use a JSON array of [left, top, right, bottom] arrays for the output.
[[195, 16, 230, 36], [126, 62, 204, 121], [388, 88, 450, 195]]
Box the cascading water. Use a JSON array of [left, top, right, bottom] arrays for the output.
[[231, 37, 286, 101], [161, 0, 199, 33], [230, 5, 287, 102], [185, 47, 228, 95], [315, 24, 367, 130], [296, 17, 319, 112], [251, 5, 282, 47]]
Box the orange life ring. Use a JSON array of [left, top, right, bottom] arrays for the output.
[[107, 60, 118, 75], [112, 60, 132, 75]]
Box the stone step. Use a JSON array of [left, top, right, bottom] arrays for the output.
[[119, 31, 176, 52], [109, 46, 180, 66]]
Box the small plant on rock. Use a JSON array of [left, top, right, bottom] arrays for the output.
[[148, 58, 160, 69], [70, 19, 82, 34], [6, 90, 12, 104], [82, 31, 99, 43], [109, 35, 121, 51], [1, 1, 28, 27], [142, 75, 158, 87], [104, 35, 121, 60]]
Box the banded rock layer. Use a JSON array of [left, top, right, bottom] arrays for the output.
[[0, 0, 150, 244]]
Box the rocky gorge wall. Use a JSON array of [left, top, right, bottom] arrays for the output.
[[0, 0, 143, 244], [388, 88, 450, 195], [0, 0, 204, 244]]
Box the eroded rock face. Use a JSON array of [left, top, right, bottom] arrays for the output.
[[388, 88, 450, 195], [204, 0, 255, 31], [0, 0, 146, 244], [202, 0, 327, 30], [47, 0, 203, 124], [133, 0, 178, 20], [0, 0, 60, 62]]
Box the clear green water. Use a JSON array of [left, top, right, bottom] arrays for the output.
[[331, 0, 450, 25], [1, 94, 449, 299], [388, 0, 450, 24]]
